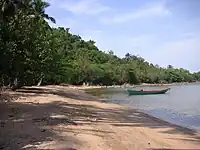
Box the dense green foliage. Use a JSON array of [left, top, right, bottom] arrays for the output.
[[0, 0, 200, 89]]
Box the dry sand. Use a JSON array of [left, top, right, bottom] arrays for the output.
[[0, 86, 200, 150]]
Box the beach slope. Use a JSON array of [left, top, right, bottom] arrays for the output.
[[0, 86, 200, 150]]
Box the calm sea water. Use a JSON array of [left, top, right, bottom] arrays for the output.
[[85, 84, 200, 131]]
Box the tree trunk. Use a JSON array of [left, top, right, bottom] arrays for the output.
[[37, 77, 43, 86], [11, 77, 21, 91]]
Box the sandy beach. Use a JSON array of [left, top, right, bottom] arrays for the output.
[[0, 86, 200, 150]]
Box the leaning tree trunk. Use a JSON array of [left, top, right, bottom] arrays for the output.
[[37, 77, 43, 86]]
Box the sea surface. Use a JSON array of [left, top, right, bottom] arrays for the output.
[[85, 84, 200, 131]]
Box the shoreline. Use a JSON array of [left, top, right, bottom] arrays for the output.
[[84, 86, 200, 133], [21, 85, 200, 132], [56, 81, 200, 90], [1, 85, 200, 149], [94, 96, 200, 134]]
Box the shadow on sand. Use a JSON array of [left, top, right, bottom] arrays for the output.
[[0, 86, 200, 149], [16, 86, 99, 101], [147, 149, 200, 150]]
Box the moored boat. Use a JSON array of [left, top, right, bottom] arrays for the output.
[[127, 88, 170, 95]]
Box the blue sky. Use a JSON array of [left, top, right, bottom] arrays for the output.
[[46, 0, 200, 72]]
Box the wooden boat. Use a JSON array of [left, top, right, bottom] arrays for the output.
[[127, 88, 170, 95]]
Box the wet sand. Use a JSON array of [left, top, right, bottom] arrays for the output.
[[0, 86, 200, 150]]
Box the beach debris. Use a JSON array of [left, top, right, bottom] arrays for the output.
[[32, 115, 78, 125], [41, 129, 46, 132], [8, 114, 14, 118]]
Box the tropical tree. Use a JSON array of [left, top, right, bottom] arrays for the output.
[[0, 0, 26, 19], [0, 0, 199, 89], [31, 0, 56, 23]]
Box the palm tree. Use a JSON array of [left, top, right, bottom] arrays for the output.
[[1, 0, 56, 23], [32, 0, 56, 23]]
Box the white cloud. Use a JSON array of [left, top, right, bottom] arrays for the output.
[[48, 18, 77, 29], [80, 30, 156, 56], [151, 37, 200, 72], [101, 2, 170, 24], [46, 0, 56, 5], [60, 0, 110, 15], [81, 29, 104, 40], [181, 32, 196, 38], [129, 35, 156, 49]]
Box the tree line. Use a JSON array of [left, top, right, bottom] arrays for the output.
[[0, 0, 200, 89]]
